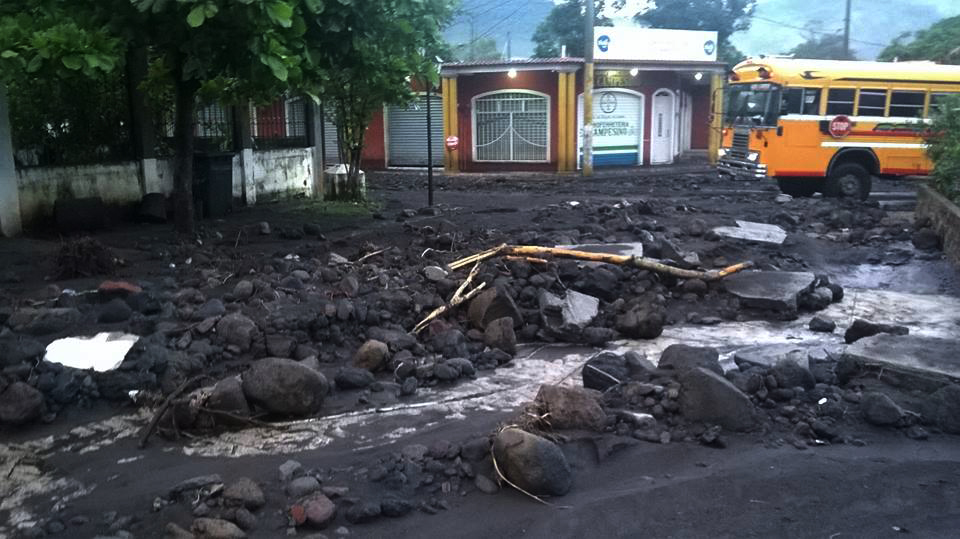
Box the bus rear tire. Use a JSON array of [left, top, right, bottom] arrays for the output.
[[777, 178, 819, 198], [824, 163, 871, 200]]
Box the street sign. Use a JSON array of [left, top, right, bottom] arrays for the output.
[[445, 135, 459, 151]]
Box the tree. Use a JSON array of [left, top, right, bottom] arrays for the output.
[[532, 0, 611, 59], [310, 0, 454, 199], [878, 15, 960, 64], [451, 37, 502, 62], [788, 30, 855, 60], [626, 0, 755, 66], [926, 94, 960, 204]]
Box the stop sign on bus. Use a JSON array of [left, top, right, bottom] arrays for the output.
[[828, 115, 853, 138]]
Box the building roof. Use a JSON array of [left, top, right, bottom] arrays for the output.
[[441, 57, 727, 76]]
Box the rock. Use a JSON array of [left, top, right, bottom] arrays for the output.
[[921, 384, 960, 434], [860, 392, 904, 426], [578, 266, 620, 301], [483, 317, 517, 355], [447, 357, 476, 377], [99, 298, 133, 323], [278, 460, 303, 482], [722, 271, 816, 313], [468, 286, 523, 329], [164, 522, 195, 539], [8, 307, 82, 335], [0, 381, 44, 425], [367, 327, 416, 351], [583, 327, 615, 345], [169, 474, 223, 498], [679, 367, 756, 431], [561, 291, 600, 330], [734, 343, 807, 370], [258, 222, 271, 235], [0, 336, 45, 367], [224, 478, 265, 510], [615, 305, 664, 339], [582, 352, 630, 391], [301, 493, 337, 528], [430, 329, 468, 359], [207, 376, 252, 421], [352, 340, 390, 371], [241, 358, 328, 416], [659, 345, 722, 375], [474, 474, 499, 494], [535, 384, 606, 431], [233, 281, 254, 300], [461, 436, 491, 462], [232, 508, 257, 531], [287, 476, 321, 498], [216, 314, 259, 352], [844, 319, 909, 344], [681, 279, 708, 296], [771, 358, 815, 390], [911, 228, 940, 250], [265, 334, 295, 358], [380, 498, 413, 518], [191, 517, 246, 539], [432, 362, 460, 381], [345, 501, 381, 524], [194, 299, 226, 320], [335, 367, 376, 390], [400, 377, 417, 396], [798, 287, 833, 311], [422, 266, 448, 282], [493, 428, 572, 496], [809, 316, 836, 333]]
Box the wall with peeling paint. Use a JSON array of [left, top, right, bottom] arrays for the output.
[[252, 148, 314, 201]]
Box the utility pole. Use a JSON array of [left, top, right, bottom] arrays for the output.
[[582, 0, 594, 177], [426, 81, 434, 206], [506, 32, 512, 60], [843, 0, 852, 59], [469, 19, 475, 61]]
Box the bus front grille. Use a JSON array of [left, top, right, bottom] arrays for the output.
[[731, 130, 750, 158]]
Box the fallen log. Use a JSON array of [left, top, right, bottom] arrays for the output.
[[450, 244, 752, 281]]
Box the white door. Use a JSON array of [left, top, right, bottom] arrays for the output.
[[651, 90, 675, 165]]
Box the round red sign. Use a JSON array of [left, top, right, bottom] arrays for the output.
[[445, 135, 459, 151], [829, 115, 853, 138]]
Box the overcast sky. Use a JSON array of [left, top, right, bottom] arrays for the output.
[[445, 0, 960, 60]]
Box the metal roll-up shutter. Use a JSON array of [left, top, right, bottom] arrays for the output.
[[320, 113, 341, 165], [387, 95, 443, 167]]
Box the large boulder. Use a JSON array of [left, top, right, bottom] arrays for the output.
[[191, 518, 246, 539], [352, 339, 390, 371], [484, 317, 517, 355], [535, 384, 606, 431], [241, 358, 328, 416], [0, 381, 44, 425], [206, 376, 252, 422], [844, 319, 909, 344], [860, 392, 904, 426], [582, 352, 630, 391], [921, 384, 960, 434], [335, 367, 376, 390], [468, 286, 523, 329], [659, 345, 722, 375], [679, 367, 756, 431], [722, 271, 816, 313], [7, 307, 82, 335], [223, 477, 265, 510], [615, 305, 664, 339], [300, 493, 337, 529], [216, 313, 259, 352], [492, 428, 572, 496]]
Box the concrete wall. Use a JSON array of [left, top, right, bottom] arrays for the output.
[[252, 148, 314, 201], [916, 184, 960, 268]]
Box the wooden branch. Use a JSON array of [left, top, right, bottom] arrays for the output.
[[411, 262, 486, 334], [138, 375, 206, 449], [355, 248, 386, 264], [450, 244, 753, 282]]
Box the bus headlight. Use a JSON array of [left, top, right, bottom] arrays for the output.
[[717, 148, 727, 158], [747, 152, 759, 162]]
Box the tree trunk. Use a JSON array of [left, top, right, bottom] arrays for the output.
[[172, 75, 199, 234]]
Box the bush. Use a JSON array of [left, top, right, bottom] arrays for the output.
[[926, 94, 960, 204]]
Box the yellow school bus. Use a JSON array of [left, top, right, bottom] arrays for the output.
[[717, 58, 960, 199]]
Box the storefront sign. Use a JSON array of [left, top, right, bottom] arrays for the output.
[[582, 90, 642, 167], [593, 27, 718, 62]]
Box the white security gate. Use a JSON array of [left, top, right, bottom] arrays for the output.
[[320, 110, 341, 165], [577, 89, 644, 167], [651, 90, 676, 164], [387, 94, 443, 167], [473, 91, 549, 162]]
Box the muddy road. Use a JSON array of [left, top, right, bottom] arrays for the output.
[[2, 167, 960, 539]]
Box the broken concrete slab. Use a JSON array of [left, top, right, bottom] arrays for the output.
[[713, 220, 787, 245], [723, 271, 816, 312], [679, 367, 757, 431], [561, 290, 600, 330], [733, 343, 809, 371], [843, 334, 960, 382]]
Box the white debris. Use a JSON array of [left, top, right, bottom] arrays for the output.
[[44, 332, 140, 372], [713, 220, 787, 245]]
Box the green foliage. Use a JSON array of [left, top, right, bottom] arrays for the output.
[[878, 16, 960, 64], [627, 0, 755, 66], [926, 94, 960, 204], [451, 37, 502, 62], [788, 31, 855, 61], [532, 0, 611, 59]]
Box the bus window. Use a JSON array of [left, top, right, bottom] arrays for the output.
[[826, 89, 855, 115], [930, 92, 960, 115], [781, 88, 820, 115], [889, 91, 925, 118], [857, 89, 887, 117]]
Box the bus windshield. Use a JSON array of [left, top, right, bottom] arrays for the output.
[[725, 83, 781, 127]]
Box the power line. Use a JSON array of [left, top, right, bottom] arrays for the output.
[[752, 15, 888, 48]]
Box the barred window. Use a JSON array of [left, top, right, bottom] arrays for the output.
[[474, 92, 549, 162]]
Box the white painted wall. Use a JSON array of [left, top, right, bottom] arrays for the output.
[[252, 148, 313, 201]]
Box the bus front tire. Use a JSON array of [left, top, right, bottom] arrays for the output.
[[776, 178, 819, 198], [824, 163, 871, 200]]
